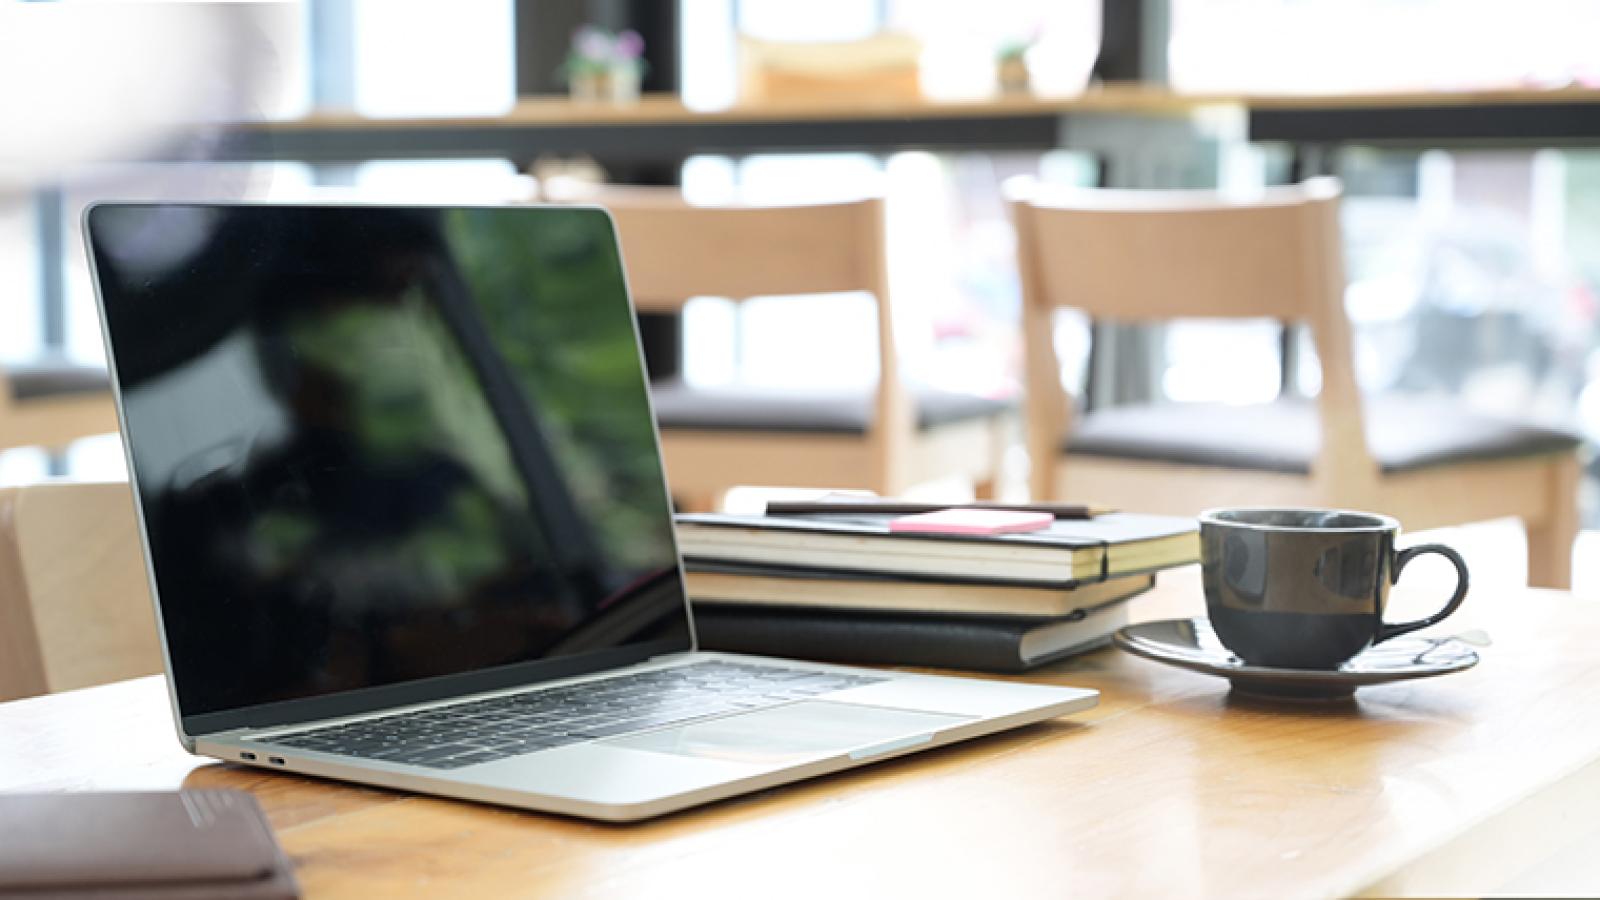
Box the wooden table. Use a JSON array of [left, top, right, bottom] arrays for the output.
[[5, 569, 1600, 898], [218, 86, 1600, 165], [1244, 85, 1600, 179], [219, 89, 1220, 165], [1249, 85, 1600, 148]]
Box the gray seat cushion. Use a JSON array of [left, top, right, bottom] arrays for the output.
[[6, 359, 110, 402], [650, 381, 1014, 434], [1065, 396, 1581, 475]]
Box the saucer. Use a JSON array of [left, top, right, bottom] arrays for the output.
[[1112, 617, 1480, 700]]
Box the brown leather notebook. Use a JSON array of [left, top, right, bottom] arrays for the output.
[[0, 790, 299, 899]]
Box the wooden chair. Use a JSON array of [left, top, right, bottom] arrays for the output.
[[0, 481, 160, 701], [594, 189, 1015, 510], [1009, 176, 1583, 588], [0, 359, 118, 451]]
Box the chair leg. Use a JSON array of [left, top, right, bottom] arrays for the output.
[[974, 415, 1012, 501], [1526, 454, 1580, 590]]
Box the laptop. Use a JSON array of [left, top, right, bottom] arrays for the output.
[[83, 202, 1097, 821]]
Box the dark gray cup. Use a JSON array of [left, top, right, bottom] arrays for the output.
[[1198, 508, 1470, 669]]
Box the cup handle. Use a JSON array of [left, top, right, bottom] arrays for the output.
[[1377, 543, 1470, 643]]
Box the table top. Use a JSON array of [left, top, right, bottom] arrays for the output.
[[1243, 84, 1600, 109], [249, 87, 1212, 133], [1246, 85, 1600, 147], [213, 86, 1600, 164], [247, 85, 1600, 131], [5, 569, 1599, 898], [220, 88, 1210, 164]]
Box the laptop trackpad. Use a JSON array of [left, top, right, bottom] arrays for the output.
[[603, 701, 972, 766]]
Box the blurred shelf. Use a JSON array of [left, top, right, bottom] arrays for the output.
[[215, 88, 1232, 164], [210, 85, 1600, 165], [1246, 85, 1600, 147]]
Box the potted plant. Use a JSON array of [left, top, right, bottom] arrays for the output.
[[564, 26, 646, 104]]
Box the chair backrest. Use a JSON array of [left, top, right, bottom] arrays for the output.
[[584, 188, 913, 469], [1007, 177, 1373, 493], [0, 362, 118, 452], [0, 481, 161, 701], [594, 189, 889, 311]]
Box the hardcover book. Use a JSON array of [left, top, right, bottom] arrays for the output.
[[694, 600, 1137, 673], [675, 511, 1198, 585], [686, 566, 1155, 618]]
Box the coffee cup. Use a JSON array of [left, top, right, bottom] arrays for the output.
[[1198, 508, 1469, 669]]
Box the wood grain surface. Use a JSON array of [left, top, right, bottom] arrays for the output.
[[4, 568, 1598, 899]]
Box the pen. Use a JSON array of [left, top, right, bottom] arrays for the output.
[[763, 500, 1116, 519]]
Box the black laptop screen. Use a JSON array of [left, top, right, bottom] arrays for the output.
[[87, 204, 692, 725]]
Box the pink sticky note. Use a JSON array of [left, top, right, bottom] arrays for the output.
[[888, 508, 1055, 535]]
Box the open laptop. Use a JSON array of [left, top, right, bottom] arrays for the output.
[[83, 202, 1097, 821]]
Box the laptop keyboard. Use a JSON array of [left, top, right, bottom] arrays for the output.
[[264, 661, 886, 770]]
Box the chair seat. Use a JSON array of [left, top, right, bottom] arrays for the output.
[[651, 381, 1014, 435], [1064, 396, 1581, 475], [6, 360, 110, 402]]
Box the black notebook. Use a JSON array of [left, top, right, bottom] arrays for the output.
[[693, 599, 1138, 673]]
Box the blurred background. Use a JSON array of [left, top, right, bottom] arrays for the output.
[[4, 0, 1600, 524]]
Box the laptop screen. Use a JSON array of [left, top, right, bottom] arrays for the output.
[[87, 204, 693, 731]]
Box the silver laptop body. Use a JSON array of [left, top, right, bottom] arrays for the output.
[[85, 201, 1095, 821]]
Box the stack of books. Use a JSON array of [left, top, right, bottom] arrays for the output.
[[675, 502, 1199, 673]]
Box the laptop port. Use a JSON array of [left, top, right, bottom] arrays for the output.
[[239, 751, 257, 761], [268, 756, 286, 766]]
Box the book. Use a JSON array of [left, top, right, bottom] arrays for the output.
[[686, 566, 1155, 618], [0, 790, 300, 899], [693, 599, 1136, 673], [675, 511, 1198, 585]]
